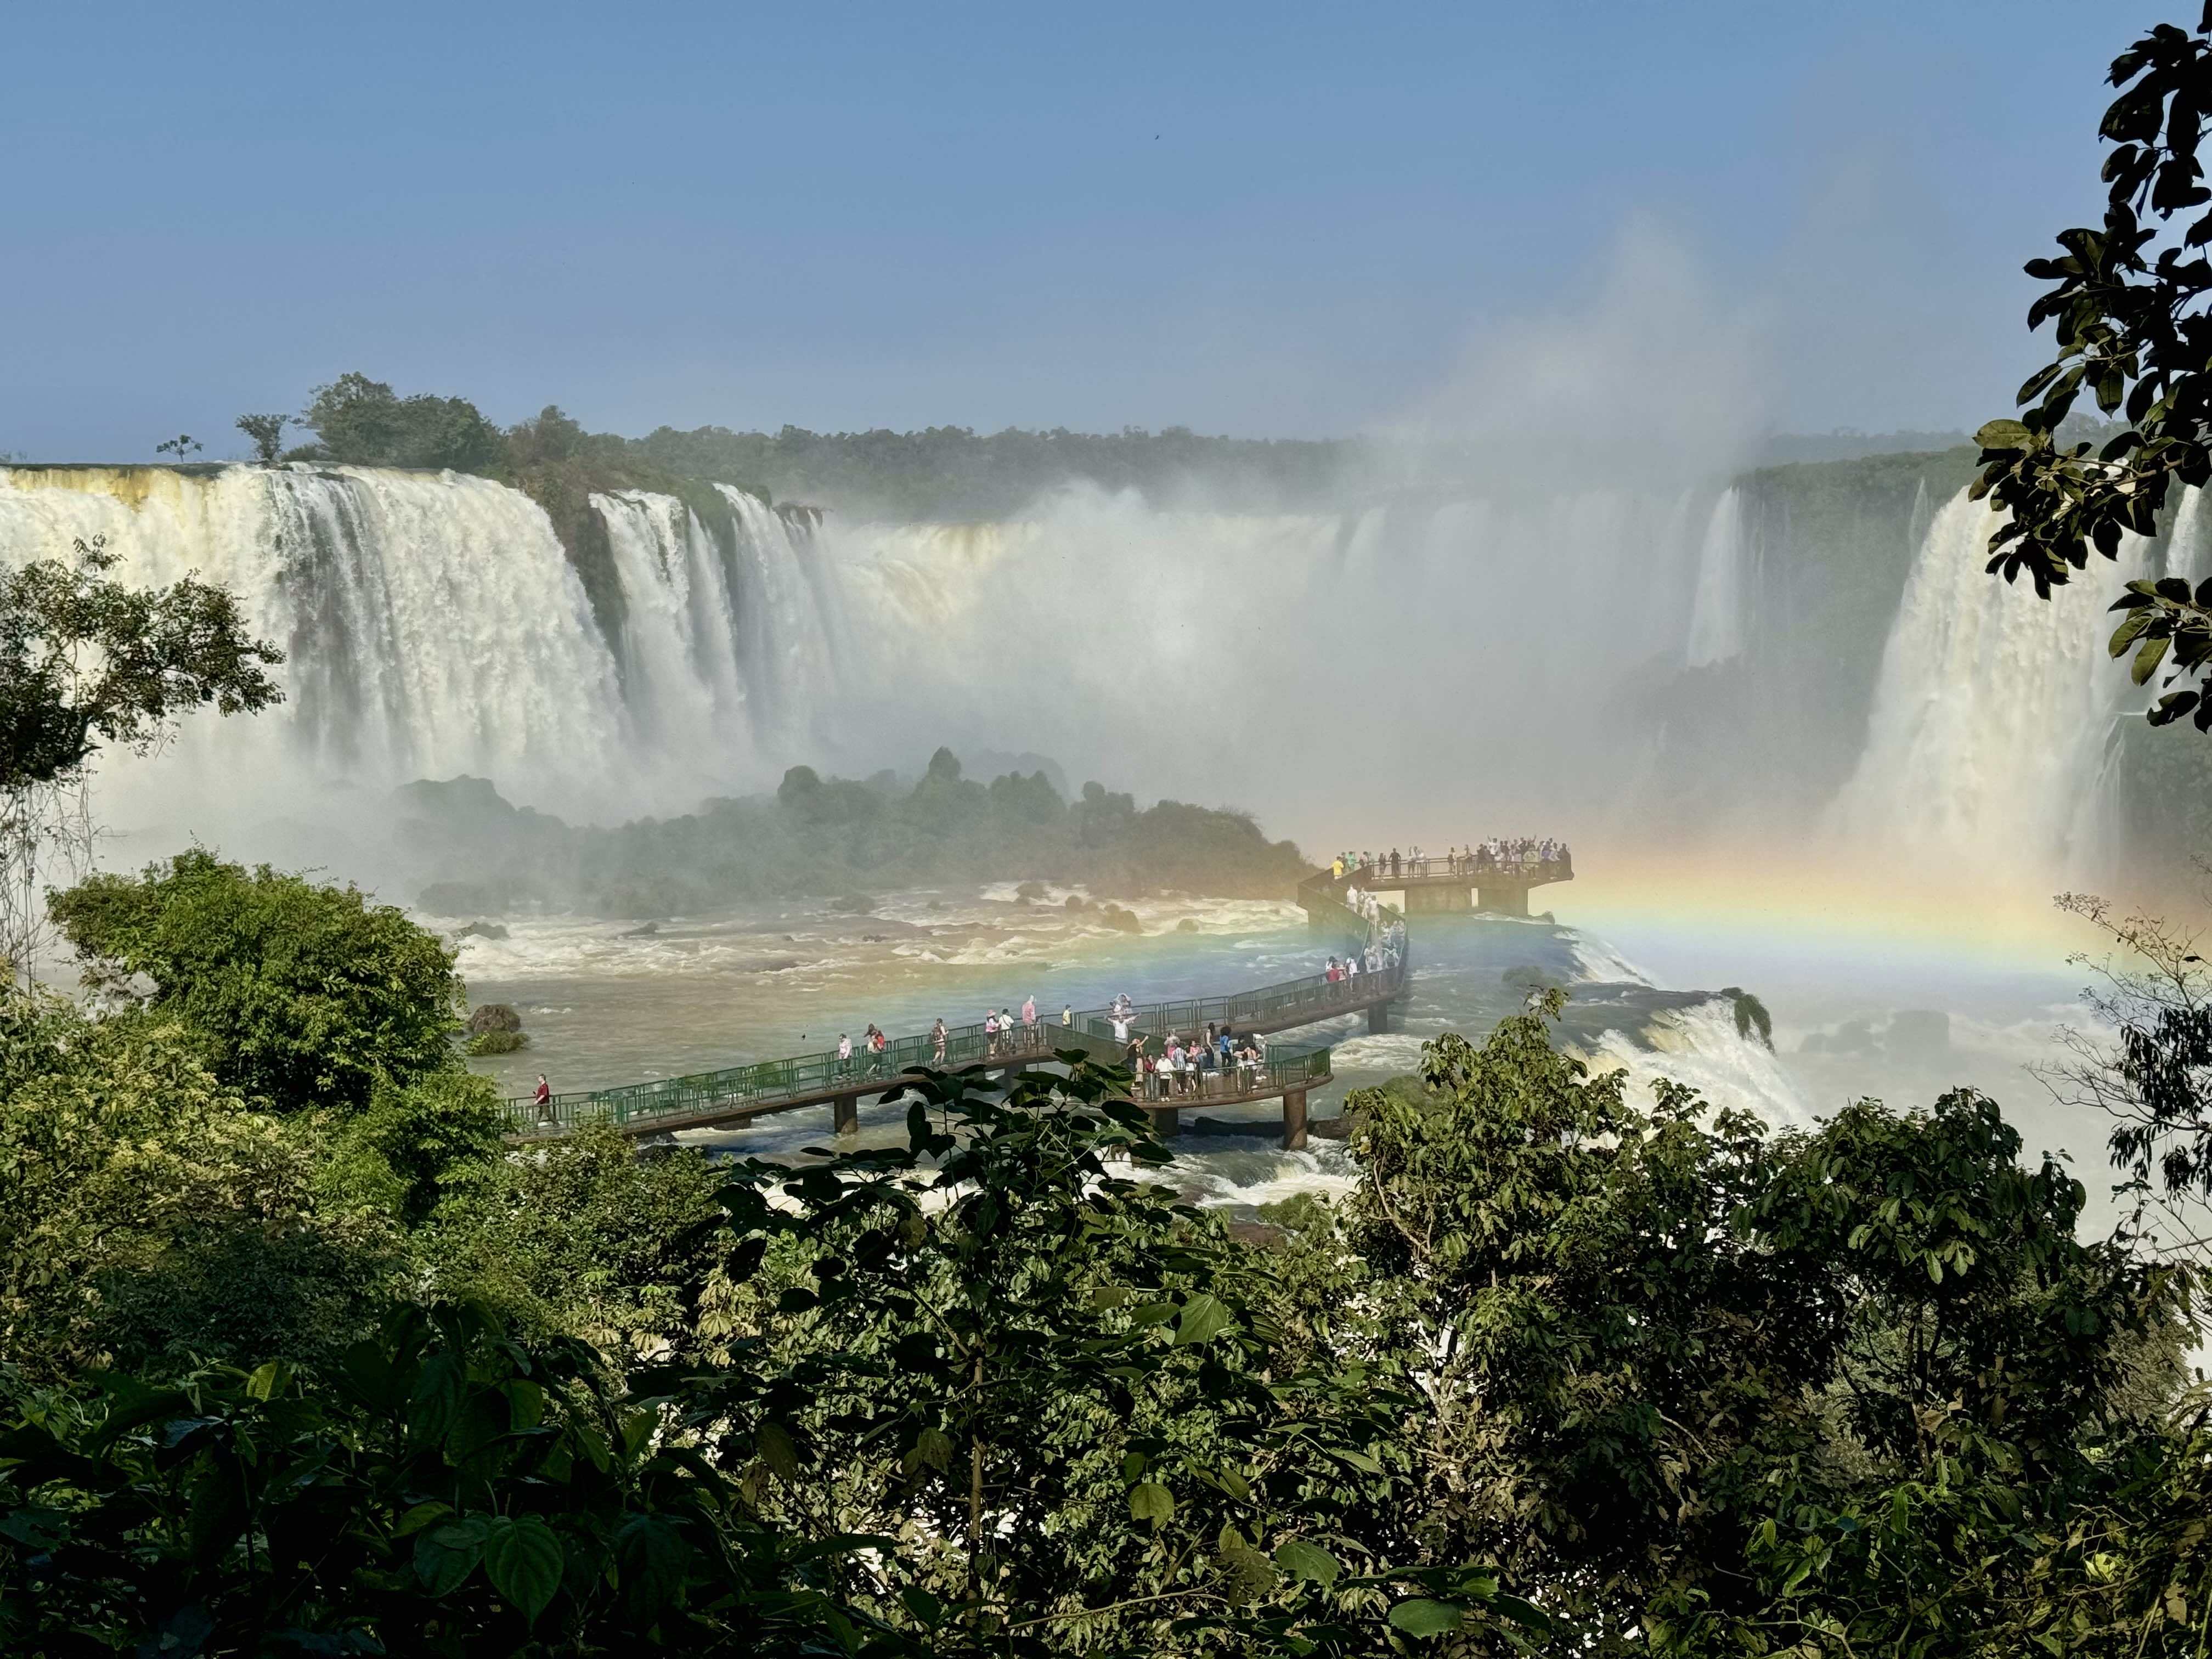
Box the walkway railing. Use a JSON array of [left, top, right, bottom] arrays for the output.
[[502, 884, 1398, 1141], [1126, 1041, 1334, 1107]]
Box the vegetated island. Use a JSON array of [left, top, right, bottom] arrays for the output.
[[401, 746, 1312, 918]]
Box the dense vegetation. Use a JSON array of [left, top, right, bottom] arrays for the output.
[[398, 748, 1315, 918], [4, 868, 2208, 1652]]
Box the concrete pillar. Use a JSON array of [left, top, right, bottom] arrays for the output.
[[832, 1092, 860, 1136], [1145, 1105, 1181, 1138], [1477, 884, 1530, 917], [1282, 1088, 1308, 1151], [1367, 998, 1392, 1034], [1406, 884, 1472, 915]]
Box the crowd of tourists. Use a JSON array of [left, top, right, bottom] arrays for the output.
[[1324, 919, 1405, 983], [1330, 837, 1571, 882], [1120, 1019, 1271, 1102]]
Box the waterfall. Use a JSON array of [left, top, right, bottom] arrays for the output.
[[0, 464, 847, 832], [3, 460, 1786, 855], [592, 489, 748, 756], [1831, 487, 2153, 883], [1684, 486, 1747, 667]]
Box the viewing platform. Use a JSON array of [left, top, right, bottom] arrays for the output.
[[1301, 849, 1571, 921]]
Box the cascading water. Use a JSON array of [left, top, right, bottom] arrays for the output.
[[2, 461, 1790, 854], [1831, 487, 2154, 884], [1684, 486, 1747, 667], [0, 464, 844, 833]]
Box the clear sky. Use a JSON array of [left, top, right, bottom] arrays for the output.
[[0, 1, 2163, 460]]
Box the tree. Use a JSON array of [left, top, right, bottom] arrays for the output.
[[2040, 890, 2212, 1293], [49, 850, 467, 1115], [296, 371, 505, 473], [1973, 8, 2212, 732], [1324, 1007, 2190, 1655], [233, 411, 289, 462], [153, 433, 200, 462], [0, 536, 282, 984], [0, 991, 399, 1383], [0, 1304, 898, 1656]]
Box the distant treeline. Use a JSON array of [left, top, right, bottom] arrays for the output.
[[398, 747, 1313, 918], [256, 368, 2094, 523], [630, 422, 1356, 519], [259, 371, 1354, 520]]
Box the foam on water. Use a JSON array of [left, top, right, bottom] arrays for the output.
[[1576, 997, 1813, 1130]]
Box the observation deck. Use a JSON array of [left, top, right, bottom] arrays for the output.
[[1302, 849, 1572, 921]]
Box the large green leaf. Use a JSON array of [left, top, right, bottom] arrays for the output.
[[615, 1513, 687, 1619], [1174, 1292, 1235, 1346], [1274, 1538, 1342, 1587], [414, 1520, 485, 1596], [1128, 1482, 1176, 1527], [483, 1515, 564, 1623], [1387, 1598, 1468, 1635]]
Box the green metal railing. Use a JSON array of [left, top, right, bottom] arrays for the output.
[[504, 872, 1401, 1141], [1122, 1040, 1334, 1106]]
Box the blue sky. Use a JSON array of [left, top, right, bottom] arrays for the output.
[[0, 1, 2159, 459]]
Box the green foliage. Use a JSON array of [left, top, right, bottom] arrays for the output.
[[1728, 987, 1773, 1046], [630, 421, 1355, 520], [152, 434, 200, 462], [232, 412, 288, 462], [465, 1028, 527, 1056], [0, 992, 398, 1383], [403, 754, 1313, 917], [0, 535, 283, 791], [1323, 1005, 2198, 1655], [294, 371, 505, 473], [426, 1125, 727, 1359], [328, 1072, 506, 1230], [50, 850, 466, 1115], [1972, 11, 2212, 733], [0, 1303, 895, 1655]]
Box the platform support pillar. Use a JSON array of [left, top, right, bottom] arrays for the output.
[[832, 1091, 860, 1136], [1368, 998, 1393, 1035], [1145, 1105, 1181, 1138], [1282, 1089, 1308, 1151], [1476, 884, 1530, 917]]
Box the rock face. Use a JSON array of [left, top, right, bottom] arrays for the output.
[[467, 1003, 524, 1035], [456, 921, 510, 941], [1098, 903, 1142, 934], [467, 1029, 528, 1056], [620, 920, 662, 938]]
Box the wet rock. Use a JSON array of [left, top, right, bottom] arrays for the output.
[[620, 920, 661, 938], [456, 921, 509, 941]]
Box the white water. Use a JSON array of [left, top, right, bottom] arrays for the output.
[[822, 482, 1722, 837], [1578, 998, 1813, 1130], [1831, 488, 2154, 885], [1684, 486, 1748, 668], [0, 465, 1739, 850], [0, 464, 840, 830]]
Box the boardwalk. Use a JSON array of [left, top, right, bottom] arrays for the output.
[[504, 875, 1402, 1152]]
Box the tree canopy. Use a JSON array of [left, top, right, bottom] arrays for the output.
[[49, 850, 468, 1115], [1974, 6, 2212, 732], [0, 536, 283, 793]]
